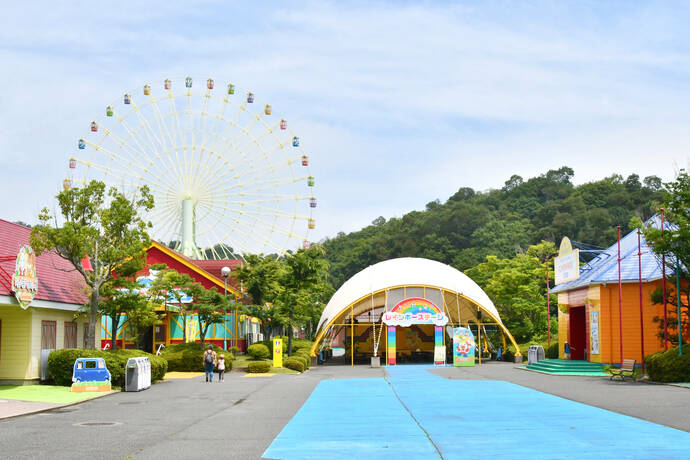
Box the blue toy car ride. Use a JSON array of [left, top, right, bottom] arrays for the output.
[[72, 358, 111, 383]]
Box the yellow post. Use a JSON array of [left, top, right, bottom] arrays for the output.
[[478, 321, 482, 364], [350, 305, 354, 367], [273, 338, 283, 367]]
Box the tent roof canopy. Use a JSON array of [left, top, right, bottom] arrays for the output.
[[316, 257, 504, 333]]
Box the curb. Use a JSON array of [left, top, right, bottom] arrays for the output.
[[0, 390, 118, 422]]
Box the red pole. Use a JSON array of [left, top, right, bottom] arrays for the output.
[[638, 228, 645, 373], [546, 255, 551, 347], [661, 208, 668, 350], [617, 225, 624, 364]]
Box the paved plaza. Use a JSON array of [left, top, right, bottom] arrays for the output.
[[1, 363, 689, 459]]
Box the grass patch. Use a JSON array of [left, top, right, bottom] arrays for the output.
[[0, 385, 114, 404]]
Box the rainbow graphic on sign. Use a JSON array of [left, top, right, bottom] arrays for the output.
[[382, 298, 448, 327]]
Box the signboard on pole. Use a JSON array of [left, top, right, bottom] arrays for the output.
[[453, 327, 475, 367], [554, 237, 580, 285], [273, 338, 283, 368], [11, 245, 38, 309]]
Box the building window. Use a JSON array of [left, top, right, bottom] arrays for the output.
[[155, 324, 166, 343], [0, 319, 2, 361], [41, 321, 56, 350], [64, 322, 77, 349]]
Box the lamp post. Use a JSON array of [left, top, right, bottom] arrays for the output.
[[221, 266, 231, 351]]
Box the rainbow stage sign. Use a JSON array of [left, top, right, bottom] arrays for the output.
[[382, 298, 448, 327]]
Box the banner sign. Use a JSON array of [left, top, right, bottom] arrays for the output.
[[387, 326, 396, 365], [590, 311, 600, 355], [185, 320, 198, 342], [273, 338, 283, 368], [554, 237, 580, 285], [453, 327, 475, 367], [11, 245, 38, 309], [382, 298, 448, 327], [434, 346, 446, 365]]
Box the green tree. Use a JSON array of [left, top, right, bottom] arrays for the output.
[[638, 170, 690, 343], [465, 242, 556, 343], [275, 245, 330, 355], [150, 269, 202, 343], [30, 180, 153, 348], [233, 254, 285, 339], [98, 256, 149, 350], [195, 288, 231, 345]]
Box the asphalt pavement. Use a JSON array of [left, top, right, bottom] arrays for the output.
[[0, 362, 688, 460]]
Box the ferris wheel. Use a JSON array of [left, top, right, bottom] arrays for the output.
[[66, 76, 316, 260]]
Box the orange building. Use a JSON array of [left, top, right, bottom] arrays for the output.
[[552, 217, 685, 366]]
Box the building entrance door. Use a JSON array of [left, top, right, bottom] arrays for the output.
[[569, 306, 586, 360]]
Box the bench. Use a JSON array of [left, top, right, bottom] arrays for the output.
[[609, 359, 636, 381]]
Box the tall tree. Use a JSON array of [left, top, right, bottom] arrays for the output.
[[276, 245, 330, 355], [150, 269, 202, 343], [98, 255, 149, 350], [233, 254, 285, 340], [465, 241, 557, 343], [30, 180, 153, 348], [639, 170, 690, 343], [195, 287, 232, 345]]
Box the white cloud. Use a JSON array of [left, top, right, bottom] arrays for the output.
[[1, 1, 689, 247]]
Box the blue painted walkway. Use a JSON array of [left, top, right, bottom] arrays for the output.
[[264, 365, 690, 459]]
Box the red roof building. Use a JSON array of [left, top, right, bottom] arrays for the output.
[[0, 219, 87, 305], [0, 219, 96, 384]]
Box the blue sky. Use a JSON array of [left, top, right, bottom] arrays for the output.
[[1, 1, 689, 247]]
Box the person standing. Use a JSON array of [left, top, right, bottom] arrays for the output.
[[217, 353, 226, 382], [203, 345, 217, 382]]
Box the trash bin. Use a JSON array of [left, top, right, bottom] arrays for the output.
[[528, 345, 545, 364], [536, 345, 545, 362], [125, 357, 151, 392]]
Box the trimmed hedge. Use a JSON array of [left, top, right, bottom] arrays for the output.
[[247, 361, 271, 373], [293, 350, 310, 369], [248, 343, 270, 360], [47, 348, 168, 387], [161, 343, 234, 372], [283, 357, 305, 372], [291, 339, 314, 352], [645, 344, 690, 382], [545, 343, 559, 359]]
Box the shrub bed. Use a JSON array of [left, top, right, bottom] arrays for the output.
[[161, 343, 234, 372], [247, 361, 271, 373], [247, 343, 270, 360], [168, 343, 234, 371], [48, 348, 167, 387], [645, 344, 690, 382], [283, 357, 305, 372], [293, 350, 311, 369], [545, 343, 559, 359]]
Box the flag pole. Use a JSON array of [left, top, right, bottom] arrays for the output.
[[637, 228, 645, 373], [617, 225, 624, 364], [660, 208, 668, 349]]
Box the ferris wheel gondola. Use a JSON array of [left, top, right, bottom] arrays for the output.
[[66, 76, 316, 260]]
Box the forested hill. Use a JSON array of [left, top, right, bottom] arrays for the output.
[[322, 166, 665, 289]]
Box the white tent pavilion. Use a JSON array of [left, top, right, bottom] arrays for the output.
[[310, 257, 521, 363]]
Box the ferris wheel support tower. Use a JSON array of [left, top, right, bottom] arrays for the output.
[[181, 197, 203, 259]]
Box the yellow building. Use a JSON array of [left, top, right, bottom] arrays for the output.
[[0, 220, 97, 384]]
